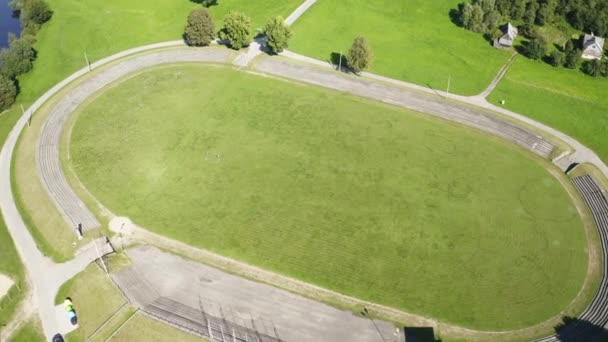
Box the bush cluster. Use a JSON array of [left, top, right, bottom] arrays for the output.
[[0, 0, 52, 111]]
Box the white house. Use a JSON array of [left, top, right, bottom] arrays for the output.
[[581, 33, 605, 60], [494, 23, 518, 49]]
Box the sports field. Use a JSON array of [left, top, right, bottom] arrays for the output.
[[68, 64, 587, 329], [289, 0, 511, 95], [488, 57, 608, 164]]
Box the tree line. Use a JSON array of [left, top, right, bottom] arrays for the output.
[[184, 4, 372, 73], [457, 0, 608, 36], [0, 0, 52, 111]]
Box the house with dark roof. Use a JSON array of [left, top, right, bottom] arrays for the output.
[[494, 23, 518, 49], [581, 33, 605, 60]]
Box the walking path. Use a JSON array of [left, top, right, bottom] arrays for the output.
[[478, 52, 518, 98], [284, 0, 317, 26]]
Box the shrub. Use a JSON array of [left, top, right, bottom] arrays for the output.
[[0, 74, 17, 111], [0, 38, 35, 79], [263, 17, 291, 54], [564, 50, 580, 69], [549, 50, 565, 67], [347, 36, 371, 74], [184, 9, 215, 46], [581, 59, 602, 77], [523, 37, 547, 60], [218, 11, 251, 50], [20, 0, 52, 25]]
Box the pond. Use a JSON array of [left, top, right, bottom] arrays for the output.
[[0, 0, 21, 49]]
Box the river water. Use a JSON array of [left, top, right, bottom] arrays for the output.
[[0, 0, 21, 49]]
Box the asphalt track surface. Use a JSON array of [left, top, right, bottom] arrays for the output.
[[2, 42, 608, 341]]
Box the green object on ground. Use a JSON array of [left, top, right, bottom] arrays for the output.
[[55, 264, 126, 341], [488, 57, 608, 164], [69, 64, 588, 330], [289, 0, 511, 95]]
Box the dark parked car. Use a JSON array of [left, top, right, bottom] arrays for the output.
[[52, 334, 64, 342]]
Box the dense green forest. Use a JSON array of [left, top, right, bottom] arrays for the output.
[[457, 0, 608, 36]]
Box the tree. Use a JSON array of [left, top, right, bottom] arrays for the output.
[[0, 39, 35, 79], [468, 4, 486, 32], [519, 23, 538, 39], [263, 17, 291, 54], [184, 8, 215, 46], [549, 50, 565, 66], [20, 0, 52, 25], [564, 51, 580, 69], [483, 9, 501, 33], [564, 50, 580, 69], [601, 58, 608, 77], [536, 0, 558, 25], [510, 0, 527, 20], [0, 75, 17, 111], [495, 0, 513, 16], [523, 1, 539, 24], [218, 11, 251, 50], [347, 36, 371, 74], [581, 59, 602, 76], [524, 37, 547, 60], [564, 39, 574, 52]]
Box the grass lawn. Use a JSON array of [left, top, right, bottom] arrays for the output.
[[68, 64, 588, 330], [55, 264, 127, 341], [289, 0, 512, 95], [0, 218, 24, 326], [109, 312, 204, 342], [8, 318, 44, 342], [488, 57, 608, 163]]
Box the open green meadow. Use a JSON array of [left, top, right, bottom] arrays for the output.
[[289, 0, 511, 95], [488, 57, 608, 163], [68, 64, 587, 330]]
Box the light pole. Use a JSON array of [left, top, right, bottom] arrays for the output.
[[446, 75, 451, 97], [84, 51, 91, 72], [363, 307, 386, 342]]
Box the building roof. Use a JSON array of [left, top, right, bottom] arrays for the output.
[[503, 22, 518, 40], [496, 23, 518, 47], [582, 33, 605, 59]]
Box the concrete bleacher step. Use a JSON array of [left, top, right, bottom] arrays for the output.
[[534, 175, 608, 342], [143, 296, 280, 342], [111, 266, 158, 308]]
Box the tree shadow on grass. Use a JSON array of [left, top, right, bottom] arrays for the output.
[[329, 52, 347, 71], [448, 6, 464, 28]]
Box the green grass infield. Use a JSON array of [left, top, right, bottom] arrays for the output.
[[68, 64, 588, 330]]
